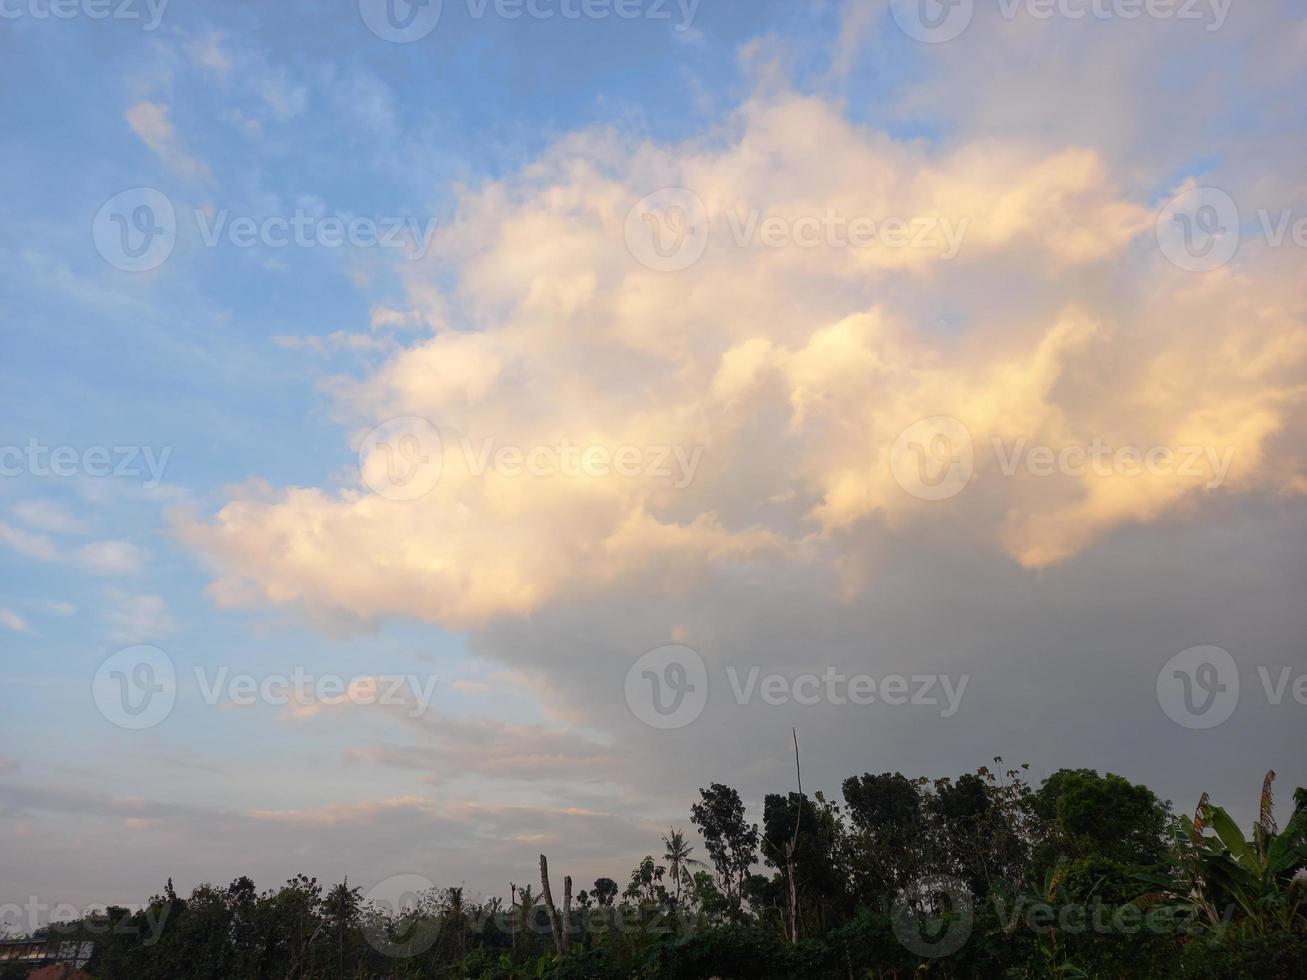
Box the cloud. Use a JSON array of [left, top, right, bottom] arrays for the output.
[[0, 757, 18, 776], [341, 707, 621, 786], [179, 91, 1307, 628], [100, 590, 174, 644], [11, 500, 88, 535], [77, 541, 145, 576], [125, 100, 211, 180], [0, 610, 32, 634], [190, 32, 231, 76], [0, 521, 60, 562], [0, 522, 148, 578], [450, 679, 494, 695], [827, 0, 881, 82]]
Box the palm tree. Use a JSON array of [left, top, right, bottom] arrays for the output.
[[662, 828, 708, 907]]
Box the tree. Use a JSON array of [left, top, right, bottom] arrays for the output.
[[624, 856, 666, 906], [924, 763, 1036, 898], [591, 878, 619, 908], [691, 783, 758, 918], [1035, 768, 1170, 867], [1143, 771, 1307, 935], [661, 828, 707, 908], [759, 791, 847, 939], [323, 879, 361, 976], [842, 771, 926, 896]]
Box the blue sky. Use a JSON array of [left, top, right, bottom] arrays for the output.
[[2, 0, 1306, 921]]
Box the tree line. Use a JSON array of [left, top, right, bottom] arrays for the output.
[[5, 759, 1305, 979]]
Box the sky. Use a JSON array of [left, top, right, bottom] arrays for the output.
[[2, 0, 1306, 925]]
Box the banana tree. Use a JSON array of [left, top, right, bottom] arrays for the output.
[[1139, 771, 1307, 935]]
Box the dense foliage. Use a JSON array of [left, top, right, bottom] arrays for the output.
[[6, 762, 1304, 979]]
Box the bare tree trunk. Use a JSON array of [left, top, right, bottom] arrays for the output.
[[787, 728, 803, 944], [539, 854, 569, 957], [562, 875, 573, 955]]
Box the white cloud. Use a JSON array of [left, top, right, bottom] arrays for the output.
[[125, 100, 211, 180], [179, 91, 1307, 628], [190, 32, 232, 76], [100, 590, 174, 643], [11, 500, 88, 535], [77, 541, 145, 576], [0, 521, 59, 562], [0, 609, 33, 634]]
